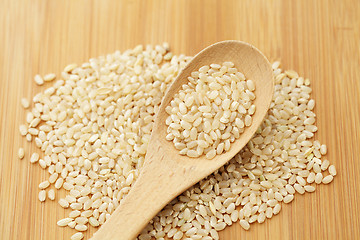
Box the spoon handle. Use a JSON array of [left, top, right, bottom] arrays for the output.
[[90, 146, 184, 240]]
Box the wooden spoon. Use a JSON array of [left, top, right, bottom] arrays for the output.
[[90, 40, 274, 240]]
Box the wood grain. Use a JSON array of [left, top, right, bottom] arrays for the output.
[[0, 0, 359, 239]]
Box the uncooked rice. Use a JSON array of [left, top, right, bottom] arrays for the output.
[[34, 74, 44, 86], [18, 147, 25, 159], [44, 73, 56, 82], [21, 98, 30, 109], [19, 43, 336, 239], [165, 62, 255, 159], [38, 190, 46, 202], [71, 232, 84, 240], [48, 189, 56, 200]]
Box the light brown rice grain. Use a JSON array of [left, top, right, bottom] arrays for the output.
[[39, 180, 50, 189], [304, 185, 316, 192], [44, 73, 56, 82], [57, 218, 73, 227], [321, 159, 330, 171], [34, 74, 44, 85], [18, 148, 25, 159], [30, 153, 39, 163], [21, 98, 30, 108], [239, 219, 250, 230], [70, 232, 84, 240], [322, 175, 334, 184], [58, 198, 69, 208], [283, 194, 294, 204], [315, 173, 323, 184], [329, 165, 337, 176], [38, 190, 46, 202], [68, 221, 76, 229]]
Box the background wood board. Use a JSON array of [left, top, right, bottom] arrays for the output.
[[0, 0, 359, 239]]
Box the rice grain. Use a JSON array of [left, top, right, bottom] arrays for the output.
[[34, 75, 44, 85], [70, 232, 84, 240], [239, 220, 250, 230], [57, 218, 73, 227], [329, 165, 337, 176], [44, 73, 56, 82], [21, 98, 30, 108], [38, 190, 46, 202], [322, 175, 334, 184], [18, 148, 25, 159]]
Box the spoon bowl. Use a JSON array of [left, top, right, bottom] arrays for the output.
[[91, 40, 274, 240]]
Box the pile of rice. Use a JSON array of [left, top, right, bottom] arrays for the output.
[[18, 43, 336, 240]]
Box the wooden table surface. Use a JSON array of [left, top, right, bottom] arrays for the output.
[[1, 0, 359, 239]]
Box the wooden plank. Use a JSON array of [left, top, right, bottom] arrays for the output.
[[0, 0, 359, 239]]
